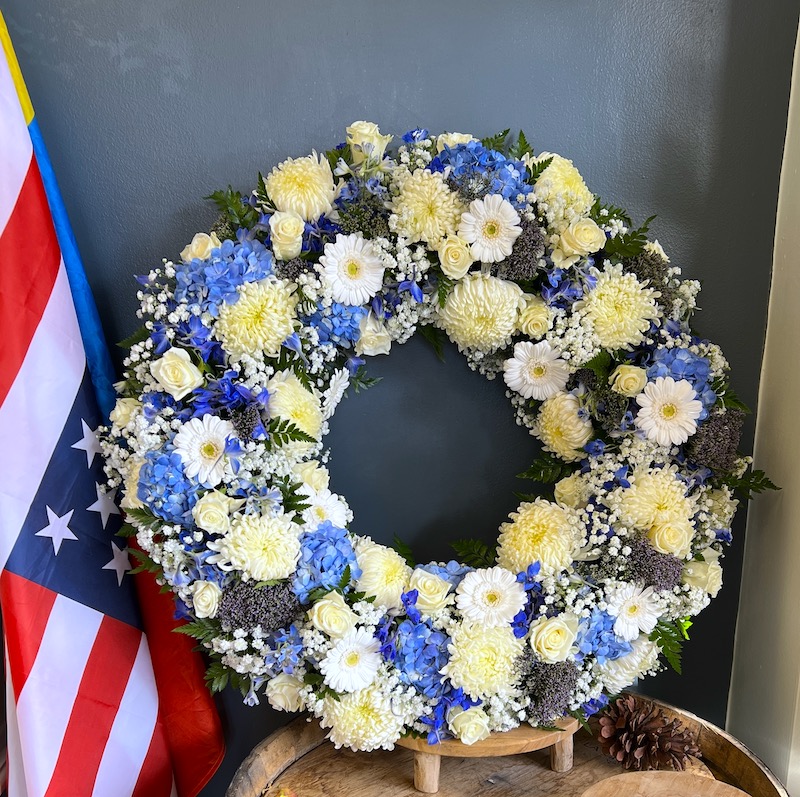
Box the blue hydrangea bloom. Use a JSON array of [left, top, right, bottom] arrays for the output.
[[391, 616, 450, 699], [292, 521, 361, 603], [304, 302, 367, 348], [264, 624, 305, 677], [647, 348, 717, 418], [418, 560, 473, 590], [137, 448, 199, 525], [575, 609, 632, 665]]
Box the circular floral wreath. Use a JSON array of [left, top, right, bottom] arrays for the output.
[[102, 122, 766, 753]]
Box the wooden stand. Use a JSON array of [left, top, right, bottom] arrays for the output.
[[396, 717, 580, 794]]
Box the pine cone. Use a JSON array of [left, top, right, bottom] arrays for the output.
[[598, 694, 701, 771]]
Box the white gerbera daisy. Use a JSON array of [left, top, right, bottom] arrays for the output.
[[458, 194, 522, 263], [503, 341, 570, 401], [605, 582, 661, 641], [319, 627, 381, 693], [301, 487, 350, 529], [455, 566, 526, 628], [318, 234, 385, 306], [635, 377, 703, 446], [173, 414, 235, 487]]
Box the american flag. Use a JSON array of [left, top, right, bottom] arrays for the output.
[[0, 14, 223, 797]]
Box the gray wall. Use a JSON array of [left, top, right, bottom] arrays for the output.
[[4, 1, 797, 793]]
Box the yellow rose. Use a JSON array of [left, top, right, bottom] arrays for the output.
[[109, 398, 141, 428], [517, 294, 551, 339], [346, 121, 393, 165], [180, 231, 221, 263], [447, 706, 491, 745], [648, 517, 695, 559], [192, 490, 243, 535], [554, 473, 588, 509], [608, 365, 648, 397], [437, 235, 474, 280], [149, 347, 203, 400], [528, 614, 579, 663], [436, 132, 477, 153], [191, 580, 221, 619], [556, 218, 606, 262], [409, 569, 453, 614], [269, 210, 305, 260], [308, 591, 359, 638], [682, 549, 723, 597], [266, 673, 305, 713], [355, 313, 392, 357], [293, 460, 330, 492]]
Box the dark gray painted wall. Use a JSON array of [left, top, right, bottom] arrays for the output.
[[3, 1, 797, 793]]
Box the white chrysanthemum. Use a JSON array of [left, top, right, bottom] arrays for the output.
[[439, 273, 523, 352], [320, 682, 405, 751], [265, 151, 336, 221], [597, 636, 661, 694], [503, 341, 570, 400], [391, 168, 463, 245], [535, 392, 593, 462], [605, 583, 661, 641], [580, 265, 660, 350], [497, 498, 576, 574], [318, 234, 386, 306], [173, 414, 235, 487], [617, 469, 694, 530], [441, 622, 524, 700], [301, 487, 349, 529], [635, 377, 703, 446], [216, 278, 298, 358], [207, 511, 300, 581], [268, 370, 323, 440], [319, 627, 382, 693], [533, 154, 594, 233], [355, 540, 411, 610], [457, 194, 522, 263], [455, 567, 526, 628]]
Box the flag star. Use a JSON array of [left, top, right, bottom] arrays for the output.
[[36, 506, 78, 554], [87, 483, 121, 529], [72, 419, 103, 468], [102, 542, 131, 586]]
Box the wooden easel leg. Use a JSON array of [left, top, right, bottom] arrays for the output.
[[414, 750, 441, 793], [550, 734, 573, 772]]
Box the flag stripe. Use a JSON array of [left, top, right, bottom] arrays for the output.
[[0, 571, 57, 699], [0, 263, 84, 574], [15, 595, 103, 797], [0, 159, 62, 406], [5, 659, 29, 797], [44, 617, 141, 797], [131, 721, 174, 797]]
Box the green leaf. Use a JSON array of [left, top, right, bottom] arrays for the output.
[[337, 564, 352, 592], [517, 452, 574, 484], [720, 467, 780, 501], [418, 324, 447, 363], [527, 156, 553, 183], [173, 618, 219, 644], [649, 618, 692, 675], [602, 215, 656, 260], [508, 130, 533, 160], [450, 538, 496, 568], [128, 546, 160, 576], [436, 273, 455, 308], [392, 534, 416, 568], [123, 506, 162, 531], [711, 378, 751, 413], [254, 171, 270, 206], [116, 523, 138, 539], [481, 128, 510, 152], [580, 350, 613, 382], [205, 186, 259, 231], [325, 144, 351, 172], [349, 365, 382, 395], [274, 476, 312, 514], [590, 196, 632, 227], [266, 417, 315, 450], [117, 326, 150, 349]]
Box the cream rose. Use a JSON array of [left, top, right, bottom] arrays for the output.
[[682, 549, 723, 597], [648, 517, 695, 559], [149, 347, 204, 400], [293, 460, 330, 492], [608, 365, 648, 397], [180, 231, 221, 263], [355, 313, 392, 357], [557, 218, 606, 260], [436, 132, 477, 153], [308, 591, 359, 638], [554, 473, 588, 509], [437, 235, 474, 280], [517, 294, 551, 338], [191, 580, 221, 619], [346, 121, 393, 165], [447, 706, 491, 745], [409, 569, 453, 614], [269, 210, 305, 260], [266, 673, 305, 713], [528, 614, 579, 663], [109, 398, 141, 428], [192, 490, 242, 535]]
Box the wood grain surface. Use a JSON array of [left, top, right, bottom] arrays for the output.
[[580, 771, 750, 797]]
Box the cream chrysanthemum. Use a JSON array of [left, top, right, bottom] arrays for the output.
[[457, 194, 522, 264], [597, 636, 660, 694], [267, 370, 323, 440], [617, 469, 694, 530], [635, 376, 703, 446], [455, 567, 526, 628], [391, 168, 464, 245], [503, 341, 570, 401], [355, 540, 411, 610], [173, 414, 235, 487], [319, 627, 382, 693], [580, 265, 659, 351], [207, 511, 300, 581], [216, 278, 298, 358], [265, 152, 336, 221], [441, 622, 523, 700], [497, 498, 576, 574], [534, 392, 593, 462], [439, 273, 523, 352], [605, 583, 661, 641], [318, 233, 385, 306], [321, 682, 405, 752], [533, 154, 594, 233]]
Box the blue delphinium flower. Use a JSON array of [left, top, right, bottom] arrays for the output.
[[293, 521, 361, 603], [191, 370, 269, 435], [418, 560, 473, 590], [512, 563, 546, 638], [541, 267, 585, 307], [582, 694, 609, 717], [390, 613, 450, 700], [137, 448, 199, 524], [402, 128, 429, 143], [647, 347, 717, 418], [575, 609, 632, 665], [264, 624, 305, 677], [418, 686, 480, 745], [140, 389, 193, 423], [304, 302, 367, 348]]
